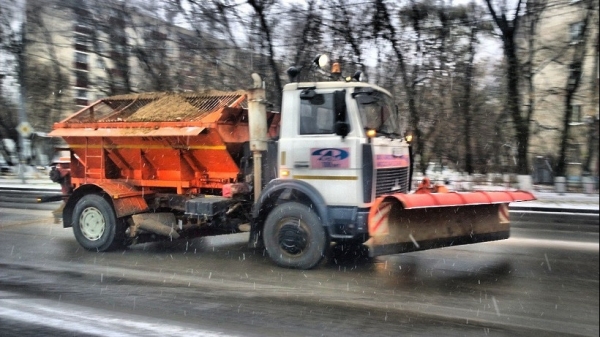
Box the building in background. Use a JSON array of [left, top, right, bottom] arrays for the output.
[[527, 0, 599, 180], [23, 0, 252, 127]]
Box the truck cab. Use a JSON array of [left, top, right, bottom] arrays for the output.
[[252, 78, 412, 269], [280, 81, 410, 204]]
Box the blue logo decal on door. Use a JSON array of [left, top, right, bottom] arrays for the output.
[[310, 148, 350, 168]]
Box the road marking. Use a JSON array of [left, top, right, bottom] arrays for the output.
[[506, 237, 599, 251], [0, 218, 55, 230], [0, 296, 238, 337]]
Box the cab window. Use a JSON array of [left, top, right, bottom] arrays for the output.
[[299, 93, 335, 135]]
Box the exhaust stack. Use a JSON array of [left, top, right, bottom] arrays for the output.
[[247, 73, 268, 202]]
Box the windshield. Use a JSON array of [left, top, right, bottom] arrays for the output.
[[354, 89, 399, 137]]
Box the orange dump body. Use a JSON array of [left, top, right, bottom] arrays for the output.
[[49, 91, 280, 194]]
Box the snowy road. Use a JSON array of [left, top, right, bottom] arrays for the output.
[[0, 203, 598, 336]]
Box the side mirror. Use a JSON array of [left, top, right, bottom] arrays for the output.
[[333, 90, 346, 121], [355, 94, 376, 104], [335, 121, 349, 138], [300, 88, 317, 100], [333, 90, 348, 138]]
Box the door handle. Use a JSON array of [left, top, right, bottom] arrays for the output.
[[294, 162, 310, 168]]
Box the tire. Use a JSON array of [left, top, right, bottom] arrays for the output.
[[263, 202, 329, 269], [72, 194, 125, 251]]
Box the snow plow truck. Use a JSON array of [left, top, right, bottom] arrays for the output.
[[48, 55, 535, 269]]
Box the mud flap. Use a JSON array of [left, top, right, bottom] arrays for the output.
[[366, 191, 533, 257]]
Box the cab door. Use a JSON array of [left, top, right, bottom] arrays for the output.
[[283, 90, 360, 206]]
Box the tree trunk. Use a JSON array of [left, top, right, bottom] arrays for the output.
[[485, 0, 529, 174], [506, 40, 529, 174], [555, 0, 595, 177], [247, 0, 283, 108], [556, 94, 574, 177]]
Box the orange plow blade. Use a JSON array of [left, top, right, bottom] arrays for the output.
[[366, 191, 536, 257]]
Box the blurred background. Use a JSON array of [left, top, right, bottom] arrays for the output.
[[0, 0, 598, 191]]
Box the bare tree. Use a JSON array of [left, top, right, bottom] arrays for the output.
[[73, 0, 134, 95], [484, 0, 530, 175], [582, 20, 599, 175], [521, 0, 548, 147], [448, 3, 494, 174], [0, 0, 37, 164], [368, 0, 434, 174], [7, 0, 539, 176], [174, 1, 271, 93], [425, 3, 457, 169], [277, 0, 327, 83], [326, 0, 370, 79], [130, 22, 174, 92], [246, 0, 284, 107], [0, 0, 22, 148], [24, 1, 69, 129], [368, 0, 488, 174]]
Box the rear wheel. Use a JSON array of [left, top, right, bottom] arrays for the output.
[[72, 194, 125, 251], [263, 202, 329, 269]]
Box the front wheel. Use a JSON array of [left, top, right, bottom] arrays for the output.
[[72, 194, 125, 251], [263, 202, 329, 269]]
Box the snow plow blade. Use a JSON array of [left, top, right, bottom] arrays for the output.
[[366, 191, 536, 257]]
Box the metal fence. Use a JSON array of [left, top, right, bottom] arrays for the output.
[[411, 173, 599, 194], [1, 165, 599, 195]]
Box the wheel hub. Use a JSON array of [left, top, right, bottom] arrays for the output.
[[278, 222, 308, 255], [79, 207, 106, 241]]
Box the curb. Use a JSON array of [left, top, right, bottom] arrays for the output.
[[509, 205, 599, 214]]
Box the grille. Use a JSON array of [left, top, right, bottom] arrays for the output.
[[375, 167, 409, 196]]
